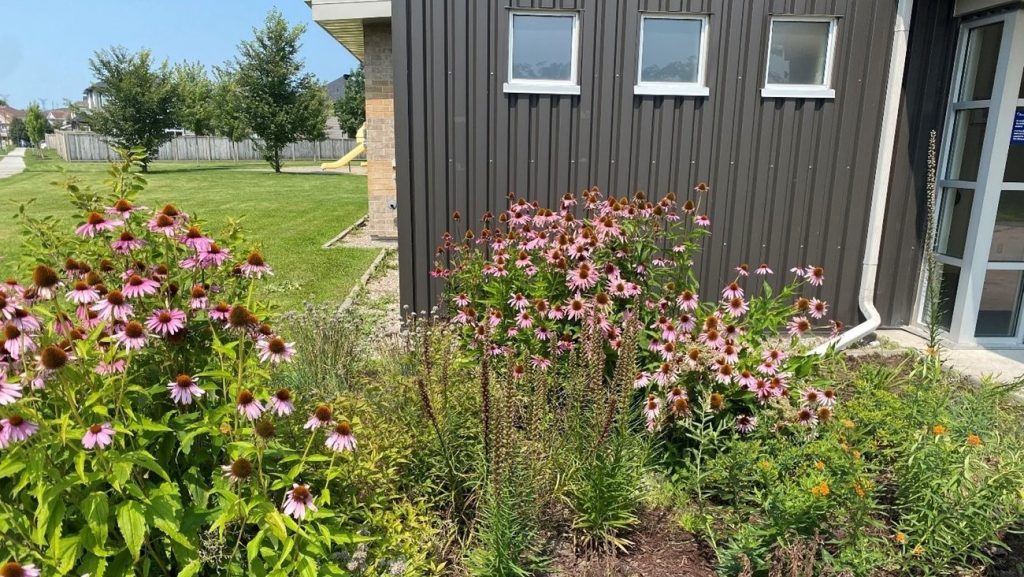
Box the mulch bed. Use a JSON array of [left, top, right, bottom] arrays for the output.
[[549, 509, 717, 577]]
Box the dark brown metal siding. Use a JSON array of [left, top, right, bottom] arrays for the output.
[[395, 0, 906, 324], [877, 0, 960, 326]]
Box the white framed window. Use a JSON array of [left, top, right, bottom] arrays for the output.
[[634, 14, 710, 97], [761, 16, 838, 99], [503, 11, 581, 95]]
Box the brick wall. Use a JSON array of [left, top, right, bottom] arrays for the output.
[[363, 21, 398, 239]]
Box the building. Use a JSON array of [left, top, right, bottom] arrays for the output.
[[46, 108, 76, 131], [309, 0, 1024, 350], [0, 105, 26, 146], [82, 83, 105, 111], [326, 73, 350, 101]]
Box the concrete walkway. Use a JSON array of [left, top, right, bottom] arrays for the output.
[[0, 148, 27, 179], [876, 328, 1024, 383]]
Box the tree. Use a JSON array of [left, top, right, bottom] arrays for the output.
[[172, 61, 216, 135], [8, 118, 27, 145], [24, 103, 47, 156], [223, 10, 329, 172], [211, 68, 250, 142], [333, 66, 364, 139], [83, 47, 177, 172]]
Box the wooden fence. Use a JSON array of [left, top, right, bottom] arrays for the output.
[[45, 131, 358, 162]]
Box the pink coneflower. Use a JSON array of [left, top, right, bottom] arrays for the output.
[[75, 212, 122, 237], [113, 321, 148, 350], [180, 226, 212, 252], [699, 328, 724, 350], [737, 369, 757, 389], [0, 562, 40, 577], [755, 263, 774, 275], [676, 290, 699, 311], [0, 375, 22, 405], [1, 414, 38, 442], [508, 292, 529, 311], [694, 214, 711, 227], [282, 484, 318, 520], [735, 415, 758, 434], [122, 275, 160, 299], [735, 264, 750, 277], [791, 266, 806, 277], [304, 405, 334, 430], [566, 294, 588, 321], [830, 320, 845, 337], [82, 422, 114, 450], [809, 298, 829, 319], [146, 309, 186, 336], [199, 243, 231, 268], [787, 316, 811, 337], [10, 308, 41, 333], [269, 388, 295, 416], [515, 311, 533, 330], [236, 389, 263, 420], [454, 293, 471, 307], [805, 266, 825, 286], [722, 282, 744, 300], [257, 337, 295, 364], [65, 281, 100, 305], [643, 394, 662, 422], [567, 262, 598, 291], [107, 198, 144, 217], [222, 457, 253, 483], [111, 230, 146, 254], [796, 406, 818, 427], [819, 388, 837, 408], [168, 374, 204, 405], [801, 388, 823, 406], [92, 290, 133, 322], [326, 420, 357, 452], [95, 359, 126, 375], [240, 251, 273, 278], [30, 265, 61, 301], [188, 286, 208, 310], [148, 213, 178, 236], [530, 355, 552, 371], [209, 302, 232, 322], [666, 386, 687, 406], [3, 324, 35, 360], [726, 297, 748, 317]]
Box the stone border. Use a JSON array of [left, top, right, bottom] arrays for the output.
[[321, 214, 369, 249], [338, 248, 391, 312]]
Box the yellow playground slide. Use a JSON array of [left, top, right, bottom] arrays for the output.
[[321, 123, 366, 170]]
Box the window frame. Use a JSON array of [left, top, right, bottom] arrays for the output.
[[633, 13, 711, 97], [503, 10, 582, 95], [761, 15, 838, 99]]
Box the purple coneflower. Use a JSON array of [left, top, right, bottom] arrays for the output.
[[694, 214, 711, 227], [76, 212, 123, 238], [200, 243, 231, 268], [145, 309, 186, 336], [819, 388, 837, 408], [0, 562, 41, 577], [122, 274, 160, 299], [1, 414, 38, 442], [0, 374, 22, 405], [722, 282, 744, 300], [755, 263, 774, 276], [643, 395, 662, 422], [796, 406, 818, 427], [188, 286, 208, 310], [113, 321, 148, 350], [65, 281, 99, 305], [180, 226, 212, 252], [809, 298, 829, 320], [282, 484, 317, 520], [111, 230, 146, 254], [222, 457, 253, 483], [269, 388, 295, 416], [800, 387, 823, 407], [507, 292, 529, 310], [236, 389, 263, 420], [325, 420, 357, 453], [787, 316, 811, 337], [31, 265, 61, 301], [240, 251, 273, 278], [805, 266, 825, 286], [82, 422, 114, 450], [148, 213, 178, 236], [92, 290, 133, 322], [209, 302, 232, 322], [735, 415, 758, 434], [107, 198, 144, 217], [257, 337, 295, 364], [95, 359, 126, 375], [726, 297, 748, 317], [168, 374, 204, 405], [304, 405, 334, 429]]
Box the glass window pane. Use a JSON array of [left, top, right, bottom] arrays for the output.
[[946, 108, 988, 181], [990, 192, 1024, 261], [511, 15, 575, 82], [935, 264, 961, 331], [1005, 107, 1024, 182], [959, 22, 1003, 101], [766, 21, 831, 85], [639, 18, 702, 83], [975, 270, 1023, 337], [936, 188, 974, 259]]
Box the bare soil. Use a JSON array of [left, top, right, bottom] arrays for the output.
[[549, 509, 717, 577]]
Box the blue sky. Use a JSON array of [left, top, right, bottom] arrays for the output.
[[0, 1, 359, 109]]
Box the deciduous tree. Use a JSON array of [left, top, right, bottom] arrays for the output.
[[333, 66, 364, 139]]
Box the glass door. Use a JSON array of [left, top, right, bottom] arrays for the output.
[[927, 9, 1024, 345]]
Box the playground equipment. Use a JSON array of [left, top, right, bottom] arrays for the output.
[[321, 123, 365, 170]]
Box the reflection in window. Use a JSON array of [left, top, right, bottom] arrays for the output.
[[991, 191, 1024, 262], [976, 270, 1024, 337], [766, 20, 834, 86], [638, 17, 703, 84], [959, 22, 1003, 101], [936, 264, 961, 331], [946, 108, 988, 181], [936, 188, 974, 259], [510, 14, 576, 83]]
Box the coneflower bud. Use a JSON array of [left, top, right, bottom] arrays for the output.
[[254, 420, 276, 439]]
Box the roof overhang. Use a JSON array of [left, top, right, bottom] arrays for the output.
[[955, 0, 1023, 16], [307, 0, 391, 62]]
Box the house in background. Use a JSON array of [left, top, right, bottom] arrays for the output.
[[46, 108, 77, 131], [0, 105, 25, 147], [309, 0, 1024, 351], [324, 73, 354, 139], [82, 83, 105, 111]]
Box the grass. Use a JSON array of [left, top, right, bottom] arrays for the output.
[[0, 150, 380, 310]]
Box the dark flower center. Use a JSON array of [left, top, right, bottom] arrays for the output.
[[291, 485, 311, 502], [114, 198, 133, 211], [314, 405, 332, 421], [74, 281, 89, 291], [214, 303, 231, 314], [0, 561, 25, 577], [106, 291, 125, 306], [119, 231, 135, 242], [335, 421, 352, 436], [228, 305, 252, 328], [155, 214, 174, 227], [32, 265, 59, 288], [275, 388, 291, 402], [237, 390, 254, 405], [161, 204, 179, 217], [8, 415, 23, 427], [799, 408, 814, 421], [254, 420, 275, 438], [124, 322, 145, 339], [191, 286, 206, 298], [246, 252, 265, 267], [89, 424, 103, 434], [86, 212, 106, 225], [3, 325, 19, 339], [175, 374, 193, 389], [40, 345, 68, 370], [128, 275, 144, 287], [230, 458, 252, 479], [268, 338, 286, 354]]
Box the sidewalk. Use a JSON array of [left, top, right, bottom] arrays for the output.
[[0, 148, 26, 179], [876, 328, 1024, 383]]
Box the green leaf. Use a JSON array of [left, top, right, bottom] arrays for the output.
[[116, 501, 147, 561], [0, 459, 25, 479], [264, 510, 288, 541], [178, 559, 202, 577], [82, 493, 110, 549], [121, 450, 170, 481]]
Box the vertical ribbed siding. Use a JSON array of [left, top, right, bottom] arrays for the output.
[[395, 0, 936, 325]]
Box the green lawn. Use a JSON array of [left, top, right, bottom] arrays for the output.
[[0, 151, 379, 310]]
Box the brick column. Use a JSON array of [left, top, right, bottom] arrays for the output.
[[363, 21, 398, 239]]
